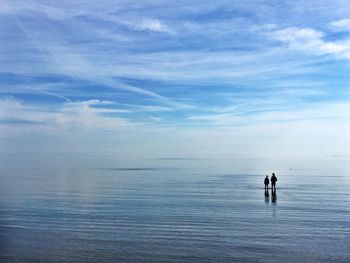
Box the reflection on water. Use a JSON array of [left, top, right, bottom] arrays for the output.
[[264, 189, 277, 205], [264, 189, 269, 204], [271, 189, 277, 204], [0, 157, 350, 263]]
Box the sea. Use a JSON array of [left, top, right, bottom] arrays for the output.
[[1, 154, 349, 262]]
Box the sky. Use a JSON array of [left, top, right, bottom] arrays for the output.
[[1, 0, 350, 162]]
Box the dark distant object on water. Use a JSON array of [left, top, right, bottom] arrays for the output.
[[271, 173, 278, 189], [264, 175, 269, 190]]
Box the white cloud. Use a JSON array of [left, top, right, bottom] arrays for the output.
[[0, 97, 133, 133], [270, 27, 350, 60], [271, 27, 324, 42], [90, 13, 175, 34], [56, 100, 132, 130], [330, 19, 350, 31], [139, 18, 174, 34], [149, 116, 162, 122]]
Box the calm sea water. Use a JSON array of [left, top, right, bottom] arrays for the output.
[[1, 155, 350, 262]]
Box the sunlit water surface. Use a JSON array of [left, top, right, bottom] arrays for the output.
[[1, 155, 350, 262]]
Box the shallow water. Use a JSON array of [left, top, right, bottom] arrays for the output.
[[1, 155, 350, 262]]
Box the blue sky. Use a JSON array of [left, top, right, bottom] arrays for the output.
[[1, 0, 350, 160]]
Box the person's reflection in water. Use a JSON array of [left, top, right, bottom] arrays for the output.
[[264, 188, 269, 204], [271, 188, 277, 204]]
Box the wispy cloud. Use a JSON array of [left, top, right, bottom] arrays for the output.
[[188, 101, 350, 126]]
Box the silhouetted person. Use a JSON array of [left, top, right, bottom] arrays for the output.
[[271, 173, 277, 189], [264, 175, 269, 190]]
